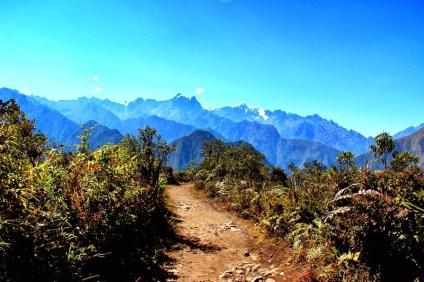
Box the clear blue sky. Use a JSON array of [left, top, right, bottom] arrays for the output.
[[1, 0, 423, 137]]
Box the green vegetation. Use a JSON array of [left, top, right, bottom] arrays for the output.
[[185, 134, 424, 281], [2, 98, 424, 281], [369, 131, 396, 168], [0, 99, 176, 281]]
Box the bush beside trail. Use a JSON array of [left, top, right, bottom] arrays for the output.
[[0, 99, 176, 281], [188, 139, 424, 281]]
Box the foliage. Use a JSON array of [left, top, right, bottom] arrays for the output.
[[200, 138, 226, 171], [370, 132, 396, 168], [390, 150, 420, 172], [122, 126, 176, 203], [336, 151, 355, 171], [200, 139, 266, 183], [174, 163, 199, 183], [0, 102, 176, 281], [76, 123, 96, 154]]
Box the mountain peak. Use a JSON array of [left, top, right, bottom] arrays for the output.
[[174, 93, 185, 99], [229, 102, 268, 120], [172, 93, 198, 102], [231, 102, 250, 109]]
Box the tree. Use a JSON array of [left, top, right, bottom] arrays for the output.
[[389, 151, 419, 172], [123, 126, 175, 201], [369, 132, 395, 168], [200, 140, 267, 183], [201, 138, 226, 170], [76, 123, 96, 154], [337, 151, 356, 171], [0, 99, 46, 192], [229, 144, 266, 182], [270, 167, 288, 186], [0, 99, 47, 280], [0, 99, 46, 165]]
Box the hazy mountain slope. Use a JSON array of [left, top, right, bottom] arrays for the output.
[[356, 127, 424, 168], [77, 103, 122, 130], [32, 93, 287, 164], [124, 94, 207, 126], [125, 97, 160, 120], [121, 95, 342, 166], [396, 128, 424, 167], [32, 96, 127, 118], [277, 138, 340, 168], [0, 88, 80, 145], [33, 93, 198, 143], [109, 95, 287, 165], [208, 103, 270, 122], [0, 88, 123, 149], [116, 94, 366, 156], [395, 127, 424, 167], [72, 120, 125, 149], [167, 130, 216, 170], [118, 115, 197, 143], [32, 96, 124, 130]]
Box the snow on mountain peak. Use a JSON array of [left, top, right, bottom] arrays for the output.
[[231, 102, 268, 120], [257, 108, 269, 121]]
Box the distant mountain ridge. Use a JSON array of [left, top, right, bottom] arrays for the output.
[[29, 91, 342, 167], [394, 123, 424, 139], [209, 103, 373, 155], [0, 88, 123, 149], [3, 87, 423, 169], [71, 94, 370, 155]]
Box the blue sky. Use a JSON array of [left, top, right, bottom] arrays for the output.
[[1, 0, 423, 137]]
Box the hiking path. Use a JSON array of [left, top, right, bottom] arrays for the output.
[[165, 183, 301, 282]]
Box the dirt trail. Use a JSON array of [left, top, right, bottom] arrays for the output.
[[165, 183, 301, 282]]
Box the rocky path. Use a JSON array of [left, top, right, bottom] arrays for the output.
[[165, 183, 300, 282]]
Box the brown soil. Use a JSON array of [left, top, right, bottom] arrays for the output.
[[165, 183, 302, 282]]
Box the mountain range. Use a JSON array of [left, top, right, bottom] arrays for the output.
[[209, 103, 374, 155], [393, 123, 424, 139], [1, 87, 423, 170]]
